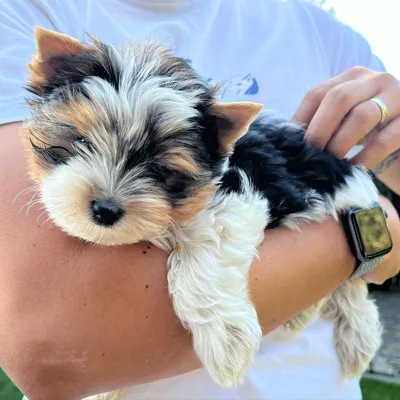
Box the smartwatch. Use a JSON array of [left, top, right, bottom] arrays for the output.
[[342, 202, 393, 278]]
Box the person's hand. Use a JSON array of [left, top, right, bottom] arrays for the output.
[[362, 195, 400, 284], [291, 67, 400, 284], [292, 66, 400, 170]]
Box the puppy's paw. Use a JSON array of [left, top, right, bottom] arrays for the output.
[[326, 281, 383, 380], [334, 299, 382, 380], [284, 303, 322, 335], [284, 314, 310, 334], [194, 311, 262, 387], [336, 323, 382, 380]]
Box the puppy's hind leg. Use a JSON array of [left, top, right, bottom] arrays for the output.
[[284, 301, 325, 334], [321, 279, 382, 379], [325, 165, 382, 378]]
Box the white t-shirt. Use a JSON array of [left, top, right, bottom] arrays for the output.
[[0, 0, 385, 399]]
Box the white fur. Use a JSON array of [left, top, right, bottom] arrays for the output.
[[282, 166, 378, 231], [322, 279, 382, 379], [153, 172, 269, 386], [282, 190, 336, 231], [334, 166, 379, 209], [41, 156, 170, 245]]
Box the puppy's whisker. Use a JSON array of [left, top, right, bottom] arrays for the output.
[[41, 215, 54, 227], [19, 191, 42, 215], [13, 185, 39, 204], [36, 209, 49, 224], [26, 197, 44, 214]]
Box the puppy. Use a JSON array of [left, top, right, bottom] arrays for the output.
[[22, 27, 382, 397]]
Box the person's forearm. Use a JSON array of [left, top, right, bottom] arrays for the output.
[[0, 122, 355, 399], [1, 217, 355, 400], [250, 216, 354, 331]]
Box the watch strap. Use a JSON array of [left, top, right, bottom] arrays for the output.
[[350, 256, 383, 279]]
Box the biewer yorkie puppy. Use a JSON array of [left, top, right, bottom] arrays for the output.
[[22, 27, 383, 398]]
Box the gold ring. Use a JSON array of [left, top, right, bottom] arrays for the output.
[[370, 97, 389, 126]]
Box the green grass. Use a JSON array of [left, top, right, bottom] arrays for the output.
[[0, 369, 22, 400], [1, 367, 400, 400], [361, 378, 400, 400]]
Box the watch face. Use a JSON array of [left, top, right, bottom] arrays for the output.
[[353, 206, 393, 259]]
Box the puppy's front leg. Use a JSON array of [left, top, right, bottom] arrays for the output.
[[167, 239, 261, 387], [166, 192, 267, 387]]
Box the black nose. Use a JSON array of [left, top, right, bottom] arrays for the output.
[[91, 200, 124, 226]]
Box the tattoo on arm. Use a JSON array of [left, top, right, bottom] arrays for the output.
[[373, 149, 400, 175]]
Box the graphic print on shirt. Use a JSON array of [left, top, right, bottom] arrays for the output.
[[184, 59, 259, 99]]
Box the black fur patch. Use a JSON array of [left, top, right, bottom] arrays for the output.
[[220, 115, 355, 228]]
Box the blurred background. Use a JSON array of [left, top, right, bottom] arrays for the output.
[[316, 0, 400, 78], [1, 1, 400, 399]]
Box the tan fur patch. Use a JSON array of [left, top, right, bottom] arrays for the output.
[[211, 102, 264, 155], [52, 100, 98, 136], [164, 148, 200, 174], [34, 26, 85, 62], [172, 184, 216, 223], [28, 56, 48, 92], [29, 26, 87, 93], [125, 196, 172, 238], [21, 125, 51, 182]]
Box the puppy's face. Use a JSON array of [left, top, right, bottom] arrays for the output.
[[24, 27, 262, 245]]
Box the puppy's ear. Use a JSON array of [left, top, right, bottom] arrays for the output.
[[211, 102, 263, 155], [29, 26, 86, 90]]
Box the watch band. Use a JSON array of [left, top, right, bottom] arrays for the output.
[[350, 256, 383, 279]]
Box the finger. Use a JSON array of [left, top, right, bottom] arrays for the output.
[[358, 127, 380, 147], [305, 76, 381, 150], [291, 67, 371, 125], [326, 90, 396, 159], [351, 116, 400, 169]]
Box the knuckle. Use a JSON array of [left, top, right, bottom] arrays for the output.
[[376, 72, 397, 87], [348, 66, 369, 78], [349, 103, 371, 125], [305, 85, 326, 105], [374, 134, 391, 153], [327, 86, 352, 107]]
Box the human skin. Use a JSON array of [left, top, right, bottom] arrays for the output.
[[0, 122, 399, 400], [293, 66, 400, 195]]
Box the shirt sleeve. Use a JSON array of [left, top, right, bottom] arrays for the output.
[[0, 0, 88, 125], [297, 1, 386, 76], [329, 18, 387, 75]]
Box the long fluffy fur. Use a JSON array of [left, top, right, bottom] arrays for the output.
[[23, 28, 382, 399]]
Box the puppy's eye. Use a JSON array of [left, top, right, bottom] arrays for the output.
[[77, 138, 90, 146], [155, 166, 188, 189], [156, 165, 167, 174], [42, 146, 73, 165], [75, 138, 91, 147]]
